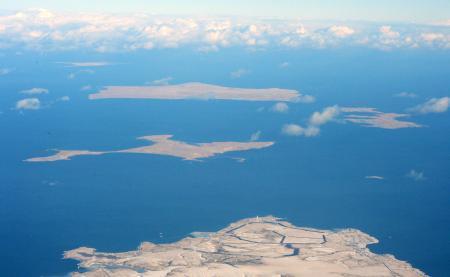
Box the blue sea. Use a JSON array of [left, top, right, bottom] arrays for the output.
[[1, 48, 449, 276]]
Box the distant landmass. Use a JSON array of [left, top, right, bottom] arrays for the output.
[[65, 216, 425, 276], [89, 82, 312, 102], [25, 135, 274, 162]]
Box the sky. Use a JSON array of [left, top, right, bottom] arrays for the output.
[[1, 0, 450, 23]]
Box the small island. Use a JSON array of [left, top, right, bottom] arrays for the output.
[[65, 216, 426, 276], [89, 82, 308, 102], [25, 135, 274, 162], [341, 107, 422, 129]]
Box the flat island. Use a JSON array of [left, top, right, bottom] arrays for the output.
[[65, 216, 425, 276], [89, 82, 308, 102], [25, 135, 274, 162], [341, 107, 422, 129]]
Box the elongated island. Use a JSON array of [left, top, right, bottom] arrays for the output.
[[65, 216, 425, 276], [25, 135, 274, 162], [88, 82, 314, 102]]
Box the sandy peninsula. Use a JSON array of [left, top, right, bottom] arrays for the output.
[[89, 82, 308, 102], [65, 216, 426, 277], [25, 135, 274, 162]]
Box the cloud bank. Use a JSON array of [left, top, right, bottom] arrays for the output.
[[0, 9, 449, 52], [15, 98, 41, 110], [282, 124, 319, 137], [409, 97, 450, 114], [271, 102, 289, 113], [309, 105, 340, 126], [282, 105, 339, 137]]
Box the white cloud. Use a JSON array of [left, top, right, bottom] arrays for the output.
[[282, 105, 338, 138], [406, 169, 425, 181], [418, 33, 449, 48], [420, 33, 445, 42], [279, 62, 290, 68], [250, 130, 261, 141], [309, 105, 340, 126], [303, 126, 320, 137], [410, 97, 450, 114], [284, 104, 420, 138], [151, 77, 173, 86], [328, 25, 355, 37], [372, 26, 406, 49], [233, 157, 246, 163], [282, 124, 319, 137], [297, 94, 315, 103], [80, 69, 95, 74], [271, 102, 289, 113], [365, 175, 384, 180], [379, 26, 400, 38], [20, 87, 49, 95], [59, 96, 70, 101], [394, 92, 417, 98], [0, 68, 12, 75], [230, 68, 250, 79], [296, 25, 307, 35], [282, 124, 303, 136], [433, 19, 450, 26], [68, 69, 94, 79], [81, 85, 92, 91], [15, 98, 41, 110], [340, 107, 378, 113]]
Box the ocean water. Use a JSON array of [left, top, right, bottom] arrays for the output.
[[0, 48, 449, 276]]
